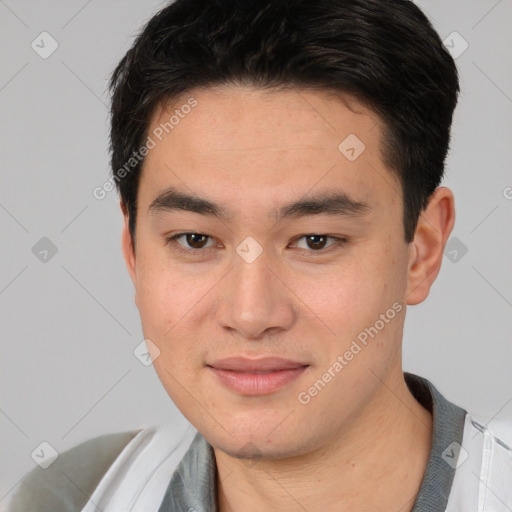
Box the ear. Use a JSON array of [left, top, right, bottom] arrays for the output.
[[121, 201, 137, 286], [406, 187, 455, 305]]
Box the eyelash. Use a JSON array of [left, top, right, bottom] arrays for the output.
[[164, 232, 348, 257]]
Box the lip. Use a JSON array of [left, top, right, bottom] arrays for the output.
[[207, 357, 309, 395]]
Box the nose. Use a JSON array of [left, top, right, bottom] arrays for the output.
[[215, 249, 297, 341]]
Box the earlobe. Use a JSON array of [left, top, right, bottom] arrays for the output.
[[120, 201, 137, 286], [406, 187, 455, 305]]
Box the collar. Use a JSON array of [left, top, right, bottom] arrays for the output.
[[158, 372, 467, 512]]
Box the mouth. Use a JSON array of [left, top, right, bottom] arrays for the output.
[[207, 356, 309, 395]]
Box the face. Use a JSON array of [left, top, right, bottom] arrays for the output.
[[123, 85, 416, 459]]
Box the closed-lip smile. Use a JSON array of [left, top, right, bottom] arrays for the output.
[[207, 356, 309, 395]]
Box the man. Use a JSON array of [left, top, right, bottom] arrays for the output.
[[8, 0, 512, 511]]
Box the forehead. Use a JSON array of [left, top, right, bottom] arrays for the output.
[[139, 85, 400, 216], [149, 85, 380, 151]]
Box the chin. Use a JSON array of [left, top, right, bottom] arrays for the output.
[[199, 412, 320, 462], [212, 433, 319, 462]]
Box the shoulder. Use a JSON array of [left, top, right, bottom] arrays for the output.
[[447, 413, 512, 509], [7, 430, 140, 512], [466, 413, 512, 454]]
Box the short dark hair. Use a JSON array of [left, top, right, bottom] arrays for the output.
[[109, 0, 459, 244]]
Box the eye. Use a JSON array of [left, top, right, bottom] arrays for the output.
[[292, 234, 347, 253], [166, 232, 218, 255]]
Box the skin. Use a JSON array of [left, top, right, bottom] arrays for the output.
[[121, 85, 455, 511]]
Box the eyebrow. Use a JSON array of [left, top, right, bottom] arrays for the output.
[[148, 186, 371, 222]]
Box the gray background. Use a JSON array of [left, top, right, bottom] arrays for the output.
[[1, 0, 511, 507]]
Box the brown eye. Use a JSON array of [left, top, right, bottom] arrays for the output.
[[182, 233, 209, 249], [166, 232, 217, 254], [293, 234, 345, 252], [305, 235, 329, 250]]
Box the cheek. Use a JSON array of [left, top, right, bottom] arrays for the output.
[[134, 251, 189, 342], [135, 243, 193, 314], [133, 251, 217, 363], [299, 244, 408, 343], [135, 267, 172, 327], [135, 263, 203, 392]]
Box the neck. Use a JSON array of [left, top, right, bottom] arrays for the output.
[[215, 370, 433, 512]]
